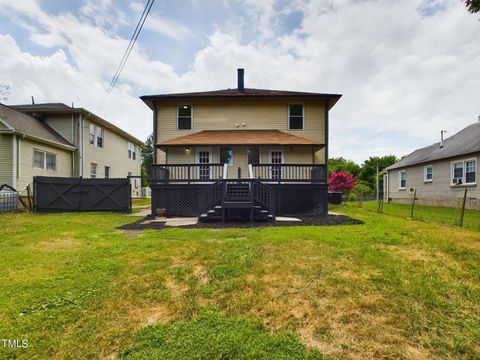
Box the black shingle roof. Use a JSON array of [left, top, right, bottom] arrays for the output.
[[387, 122, 480, 170]]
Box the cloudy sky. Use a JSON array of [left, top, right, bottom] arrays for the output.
[[0, 0, 479, 164]]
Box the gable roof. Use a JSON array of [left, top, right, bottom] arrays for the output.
[[158, 130, 323, 147], [12, 103, 144, 145], [387, 121, 480, 170], [141, 88, 342, 110], [0, 103, 76, 150]]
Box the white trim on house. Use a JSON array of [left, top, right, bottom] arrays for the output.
[[423, 164, 433, 183], [450, 157, 477, 186], [398, 170, 406, 190], [287, 103, 304, 130]]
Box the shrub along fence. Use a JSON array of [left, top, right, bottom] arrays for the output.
[[34, 177, 131, 213]]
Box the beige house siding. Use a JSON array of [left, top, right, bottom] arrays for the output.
[[16, 138, 73, 191], [82, 120, 142, 196], [44, 114, 77, 144], [0, 133, 13, 186], [386, 153, 480, 210], [155, 98, 327, 167]]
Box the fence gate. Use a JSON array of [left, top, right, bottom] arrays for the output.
[[34, 177, 131, 213]]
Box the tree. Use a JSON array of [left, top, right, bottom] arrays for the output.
[[328, 172, 356, 193], [359, 155, 398, 194], [328, 157, 361, 178], [466, 0, 480, 13], [141, 134, 154, 186], [0, 84, 10, 101]]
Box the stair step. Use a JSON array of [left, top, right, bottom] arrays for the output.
[[200, 213, 208, 218], [214, 205, 222, 209], [207, 209, 216, 214]]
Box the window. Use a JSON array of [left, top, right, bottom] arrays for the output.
[[128, 142, 136, 160], [399, 170, 406, 189], [220, 147, 233, 166], [105, 166, 110, 179], [33, 149, 56, 171], [91, 163, 97, 178], [247, 147, 260, 164], [89, 124, 95, 144], [451, 158, 476, 185], [177, 105, 192, 130], [424, 165, 433, 182], [288, 104, 304, 130], [89, 123, 103, 148]]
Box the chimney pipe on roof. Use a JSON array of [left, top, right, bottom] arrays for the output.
[[237, 68, 244, 93], [31, 96, 35, 105], [478, 115, 480, 122], [440, 130, 446, 148]]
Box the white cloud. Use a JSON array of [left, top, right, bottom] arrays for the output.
[[0, 0, 479, 163]]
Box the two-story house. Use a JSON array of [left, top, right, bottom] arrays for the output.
[[0, 102, 143, 197], [141, 69, 341, 220]]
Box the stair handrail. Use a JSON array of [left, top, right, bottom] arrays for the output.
[[251, 179, 275, 217], [197, 180, 225, 215]]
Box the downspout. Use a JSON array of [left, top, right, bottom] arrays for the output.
[[152, 102, 158, 164], [80, 112, 84, 177], [12, 134, 17, 189]]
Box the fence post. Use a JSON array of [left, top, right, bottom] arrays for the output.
[[459, 188, 468, 227], [410, 188, 417, 219]]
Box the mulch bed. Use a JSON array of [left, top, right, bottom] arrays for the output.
[[118, 214, 363, 230]]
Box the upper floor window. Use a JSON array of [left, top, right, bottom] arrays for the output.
[[33, 149, 57, 171], [177, 105, 192, 130], [399, 170, 406, 189], [128, 142, 136, 160], [89, 123, 104, 148], [424, 165, 433, 182], [452, 158, 476, 185], [288, 104, 304, 130]]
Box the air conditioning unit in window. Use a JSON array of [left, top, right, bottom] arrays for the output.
[[452, 178, 463, 185]]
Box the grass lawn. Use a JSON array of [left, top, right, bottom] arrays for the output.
[[1, 206, 480, 359], [356, 201, 480, 232]]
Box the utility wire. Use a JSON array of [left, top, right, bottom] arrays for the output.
[[106, 0, 154, 95]]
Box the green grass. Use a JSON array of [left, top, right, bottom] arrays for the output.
[[353, 201, 480, 231], [131, 198, 150, 207], [0, 207, 479, 359]]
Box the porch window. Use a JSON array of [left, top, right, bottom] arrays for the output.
[[220, 147, 233, 166], [177, 105, 192, 130], [247, 147, 260, 164], [288, 104, 304, 130]]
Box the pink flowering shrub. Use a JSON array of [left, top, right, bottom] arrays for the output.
[[328, 172, 356, 192]]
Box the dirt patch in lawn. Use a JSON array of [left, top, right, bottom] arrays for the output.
[[118, 214, 362, 231]]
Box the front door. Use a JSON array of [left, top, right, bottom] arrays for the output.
[[269, 150, 284, 180], [196, 147, 211, 181]]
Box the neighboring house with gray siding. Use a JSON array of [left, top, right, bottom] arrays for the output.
[[384, 121, 480, 210], [0, 103, 143, 197]]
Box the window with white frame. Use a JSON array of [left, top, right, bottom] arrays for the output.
[[424, 165, 433, 182], [33, 149, 57, 171], [128, 142, 136, 160], [91, 163, 97, 178], [177, 105, 192, 130], [105, 166, 110, 178], [288, 104, 304, 130], [451, 158, 476, 185], [89, 123, 104, 148], [399, 170, 406, 189]]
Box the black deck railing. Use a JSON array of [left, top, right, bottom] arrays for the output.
[[198, 180, 224, 215], [252, 180, 276, 217], [250, 164, 326, 183], [150, 164, 226, 184]]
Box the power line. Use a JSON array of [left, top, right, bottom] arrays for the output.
[[106, 0, 154, 95]]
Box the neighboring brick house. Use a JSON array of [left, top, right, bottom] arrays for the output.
[[384, 120, 479, 210], [0, 103, 143, 197], [141, 69, 342, 220]]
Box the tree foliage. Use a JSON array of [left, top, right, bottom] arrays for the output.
[[328, 172, 356, 193], [466, 0, 480, 13], [359, 155, 398, 193], [141, 134, 154, 186], [328, 157, 361, 178]]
